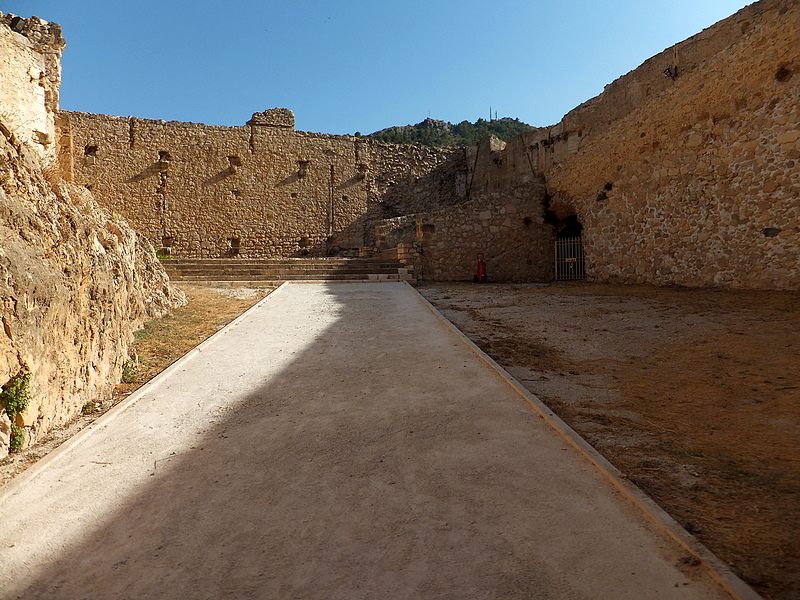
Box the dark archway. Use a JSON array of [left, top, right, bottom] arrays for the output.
[[556, 214, 584, 239], [555, 215, 585, 280]]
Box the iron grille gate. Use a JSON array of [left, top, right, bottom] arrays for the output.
[[555, 236, 585, 280]]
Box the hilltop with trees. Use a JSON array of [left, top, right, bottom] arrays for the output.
[[362, 117, 534, 147]]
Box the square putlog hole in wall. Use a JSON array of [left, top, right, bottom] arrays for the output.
[[84, 145, 98, 166]]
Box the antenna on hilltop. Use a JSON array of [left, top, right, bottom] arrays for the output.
[[489, 106, 492, 121]]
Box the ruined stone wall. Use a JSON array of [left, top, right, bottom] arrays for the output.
[[377, 149, 469, 217], [56, 0, 799, 288], [481, 0, 799, 289], [374, 136, 554, 282], [62, 111, 452, 258], [415, 188, 553, 282], [0, 13, 63, 165], [0, 16, 184, 458]]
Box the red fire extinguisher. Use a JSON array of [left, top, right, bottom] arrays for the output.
[[476, 253, 487, 283]]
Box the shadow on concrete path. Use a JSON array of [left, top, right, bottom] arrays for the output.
[[0, 283, 739, 600]]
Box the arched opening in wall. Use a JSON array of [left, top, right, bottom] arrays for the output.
[[555, 215, 585, 281]]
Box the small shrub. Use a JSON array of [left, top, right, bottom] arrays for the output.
[[9, 424, 25, 453], [121, 356, 139, 384], [2, 372, 32, 454], [1, 372, 31, 421], [81, 400, 97, 414]]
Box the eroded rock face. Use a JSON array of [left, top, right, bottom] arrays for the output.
[[0, 126, 185, 457]]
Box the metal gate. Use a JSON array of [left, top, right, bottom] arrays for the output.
[[555, 236, 585, 280]]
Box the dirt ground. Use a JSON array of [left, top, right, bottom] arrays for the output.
[[417, 282, 800, 600], [0, 284, 272, 486], [1, 282, 739, 600], [2, 281, 797, 599]]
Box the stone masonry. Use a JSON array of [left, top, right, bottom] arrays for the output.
[[60, 110, 451, 259], [1, 13, 184, 458], [41, 0, 800, 290], [0, 14, 63, 166], [465, 0, 799, 289]]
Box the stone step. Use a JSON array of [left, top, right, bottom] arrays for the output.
[[160, 258, 412, 283], [161, 267, 404, 275], [173, 274, 375, 281], [162, 258, 398, 265]]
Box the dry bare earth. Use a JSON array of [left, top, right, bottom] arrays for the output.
[[2, 281, 796, 598], [417, 282, 800, 600], [0, 284, 272, 485]]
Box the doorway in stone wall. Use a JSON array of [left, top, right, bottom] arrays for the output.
[[555, 215, 585, 281]]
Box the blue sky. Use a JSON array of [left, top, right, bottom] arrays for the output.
[[6, 0, 752, 135]]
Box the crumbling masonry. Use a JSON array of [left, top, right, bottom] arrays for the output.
[[58, 0, 799, 289]]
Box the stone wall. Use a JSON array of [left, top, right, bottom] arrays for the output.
[[51, 0, 800, 288], [0, 13, 63, 165], [478, 0, 799, 289], [61, 111, 452, 259], [0, 16, 184, 458], [415, 190, 552, 282], [374, 136, 553, 282]]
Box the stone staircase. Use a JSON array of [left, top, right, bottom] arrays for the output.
[[159, 258, 413, 284]]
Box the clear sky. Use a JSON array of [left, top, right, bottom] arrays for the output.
[[6, 0, 753, 135]]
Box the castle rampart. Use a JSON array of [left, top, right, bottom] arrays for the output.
[[0, 13, 64, 165], [61, 110, 453, 259], [51, 0, 800, 288], [454, 0, 799, 289]]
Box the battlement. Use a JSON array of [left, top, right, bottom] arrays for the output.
[[247, 108, 295, 129]]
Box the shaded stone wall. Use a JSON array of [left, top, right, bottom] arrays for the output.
[[475, 0, 799, 289], [61, 111, 452, 258], [415, 189, 552, 282], [374, 136, 553, 282]]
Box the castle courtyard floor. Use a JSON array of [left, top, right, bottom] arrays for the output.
[[0, 282, 754, 599]]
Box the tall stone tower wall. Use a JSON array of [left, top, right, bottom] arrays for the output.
[[464, 0, 799, 289], [0, 14, 63, 165]]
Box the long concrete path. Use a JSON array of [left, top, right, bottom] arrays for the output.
[[0, 283, 755, 599]]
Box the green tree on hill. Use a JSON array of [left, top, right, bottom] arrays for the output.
[[367, 117, 533, 148]]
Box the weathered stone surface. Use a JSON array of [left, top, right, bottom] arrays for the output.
[[0, 14, 184, 458], [61, 111, 452, 259], [0, 131, 184, 457], [0, 14, 64, 166], [459, 0, 799, 290], [246, 108, 295, 129]]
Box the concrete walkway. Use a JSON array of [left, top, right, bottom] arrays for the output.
[[0, 283, 751, 599]]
